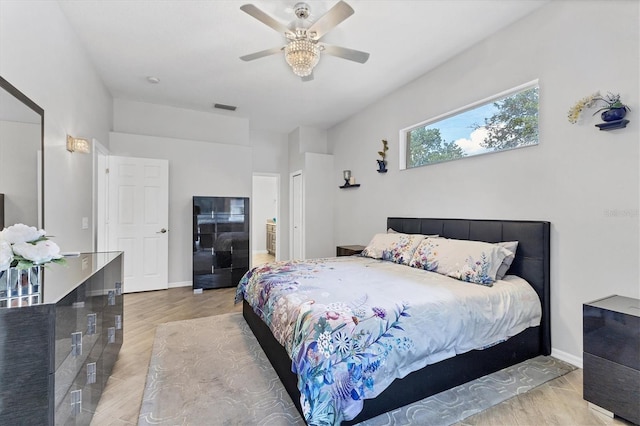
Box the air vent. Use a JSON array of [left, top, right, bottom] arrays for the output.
[[213, 103, 237, 111]]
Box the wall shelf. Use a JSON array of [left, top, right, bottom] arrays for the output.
[[339, 184, 360, 189], [595, 119, 629, 131]]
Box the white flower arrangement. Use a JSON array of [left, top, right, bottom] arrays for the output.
[[0, 224, 65, 271], [567, 92, 601, 124], [568, 91, 630, 124]]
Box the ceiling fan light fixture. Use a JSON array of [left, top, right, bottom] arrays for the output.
[[284, 38, 319, 77]]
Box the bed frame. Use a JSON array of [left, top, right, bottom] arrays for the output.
[[242, 218, 551, 424]]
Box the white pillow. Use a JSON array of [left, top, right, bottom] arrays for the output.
[[362, 233, 425, 265], [409, 238, 513, 286], [362, 233, 399, 259], [495, 241, 518, 280]]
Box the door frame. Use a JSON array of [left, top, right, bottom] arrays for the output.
[[289, 170, 304, 260], [92, 139, 109, 252]]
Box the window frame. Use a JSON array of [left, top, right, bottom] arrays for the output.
[[399, 79, 539, 170]]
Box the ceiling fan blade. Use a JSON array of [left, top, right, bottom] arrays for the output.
[[308, 1, 354, 40], [322, 44, 370, 64], [301, 72, 314, 82], [240, 46, 283, 62], [240, 4, 292, 36]]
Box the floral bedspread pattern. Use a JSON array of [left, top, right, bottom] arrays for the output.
[[236, 257, 541, 425]]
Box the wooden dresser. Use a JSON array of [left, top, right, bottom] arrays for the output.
[[583, 295, 640, 424]]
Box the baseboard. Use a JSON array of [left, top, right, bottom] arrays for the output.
[[551, 348, 582, 368], [169, 281, 192, 289]]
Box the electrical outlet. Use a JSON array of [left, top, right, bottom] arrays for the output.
[[82, 217, 89, 229]]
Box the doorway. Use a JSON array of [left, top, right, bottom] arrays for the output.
[[251, 173, 279, 266]]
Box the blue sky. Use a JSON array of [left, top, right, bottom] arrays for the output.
[[427, 102, 497, 144]]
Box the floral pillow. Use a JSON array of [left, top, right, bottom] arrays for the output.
[[381, 234, 425, 265], [362, 233, 399, 259], [409, 238, 513, 286], [362, 233, 425, 264]]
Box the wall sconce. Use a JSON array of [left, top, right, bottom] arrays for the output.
[[67, 135, 91, 154]]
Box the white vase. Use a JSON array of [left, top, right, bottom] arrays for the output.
[[0, 266, 42, 308]]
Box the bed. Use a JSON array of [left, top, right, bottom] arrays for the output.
[[238, 217, 550, 425]]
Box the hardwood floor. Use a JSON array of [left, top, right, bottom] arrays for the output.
[[91, 287, 631, 426], [91, 286, 241, 425], [253, 252, 275, 266]]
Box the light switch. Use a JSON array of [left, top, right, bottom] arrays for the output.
[[82, 217, 89, 229]]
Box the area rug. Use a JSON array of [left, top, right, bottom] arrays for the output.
[[138, 313, 574, 426]]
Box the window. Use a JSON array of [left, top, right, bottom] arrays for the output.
[[401, 81, 539, 169]]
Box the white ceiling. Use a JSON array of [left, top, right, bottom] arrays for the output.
[[57, 0, 548, 134]]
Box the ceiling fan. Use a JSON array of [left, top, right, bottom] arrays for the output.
[[239, 1, 370, 81]]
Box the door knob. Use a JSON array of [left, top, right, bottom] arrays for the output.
[[157, 228, 167, 234]]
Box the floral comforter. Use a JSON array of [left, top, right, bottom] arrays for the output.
[[235, 256, 541, 425]]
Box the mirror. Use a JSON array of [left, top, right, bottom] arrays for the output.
[[0, 76, 44, 229]]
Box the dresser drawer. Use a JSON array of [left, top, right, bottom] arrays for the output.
[[583, 352, 640, 424], [584, 300, 640, 370]]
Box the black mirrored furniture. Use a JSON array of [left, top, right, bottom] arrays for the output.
[[0, 252, 124, 425], [193, 196, 250, 289], [583, 295, 640, 425]]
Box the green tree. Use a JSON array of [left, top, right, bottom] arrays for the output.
[[408, 127, 465, 167], [479, 87, 539, 150]]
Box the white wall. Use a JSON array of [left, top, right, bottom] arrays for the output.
[[251, 129, 290, 259], [109, 131, 252, 286], [328, 0, 639, 365], [287, 127, 335, 259], [113, 101, 292, 265], [0, 0, 113, 300], [114, 99, 250, 146], [300, 126, 328, 154], [304, 152, 335, 259]]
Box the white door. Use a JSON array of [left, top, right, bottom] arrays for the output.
[[292, 172, 303, 260], [108, 156, 169, 293]]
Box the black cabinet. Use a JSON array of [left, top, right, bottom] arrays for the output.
[[583, 295, 640, 425], [54, 256, 123, 425], [0, 252, 123, 425], [193, 196, 250, 289]]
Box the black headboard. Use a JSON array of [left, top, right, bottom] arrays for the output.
[[387, 217, 551, 354]]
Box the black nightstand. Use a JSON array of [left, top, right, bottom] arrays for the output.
[[336, 245, 365, 257], [583, 295, 640, 424]]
